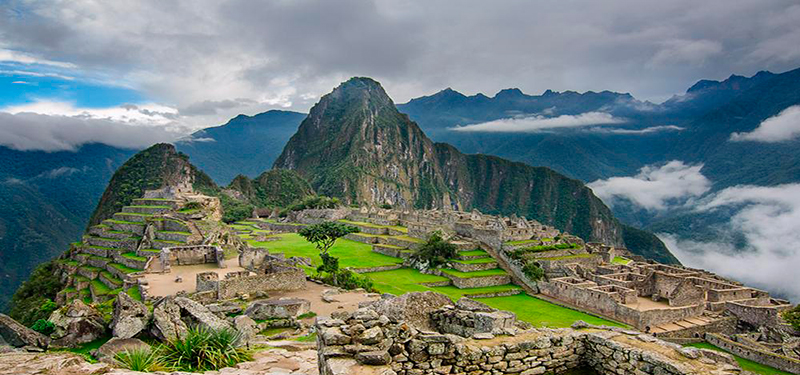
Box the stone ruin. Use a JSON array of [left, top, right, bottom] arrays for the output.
[[315, 292, 744, 375]]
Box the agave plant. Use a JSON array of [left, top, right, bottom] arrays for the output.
[[114, 347, 166, 372], [158, 326, 252, 372]]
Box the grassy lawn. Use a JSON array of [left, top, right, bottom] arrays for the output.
[[481, 294, 625, 328], [450, 257, 497, 264], [612, 256, 632, 265], [246, 233, 403, 269], [539, 254, 596, 261], [108, 262, 142, 274], [440, 268, 507, 278], [505, 239, 539, 245], [685, 342, 793, 375]]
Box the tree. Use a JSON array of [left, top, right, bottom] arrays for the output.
[[411, 231, 457, 269], [522, 262, 545, 282], [298, 221, 359, 255], [299, 222, 359, 285], [784, 305, 800, 331]]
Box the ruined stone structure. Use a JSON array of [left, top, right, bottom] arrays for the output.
[[315, 292, 743, 375]]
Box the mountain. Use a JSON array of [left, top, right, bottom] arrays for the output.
[[227, 169, 315, 208], [274, 77, 677, 263], [176, 110, 306, 185], [88, 143, 217, 227], [0, 144, 136, 311]]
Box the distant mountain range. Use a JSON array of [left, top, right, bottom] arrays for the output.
[[3, 66, 799, 311]]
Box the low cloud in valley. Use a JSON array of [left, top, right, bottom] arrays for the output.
[[450, 112, 625, 133], [730, 105, 800, 142]]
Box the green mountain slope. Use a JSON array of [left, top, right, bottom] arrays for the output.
[[274, 77, 677, 263]]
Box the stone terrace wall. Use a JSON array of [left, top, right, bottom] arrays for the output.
[[217, 264, 305, 299], [706, 333, 800, 374], [163, 245, 224, 267], [317, 305, 742, 375], [725, 299, 793, 328]]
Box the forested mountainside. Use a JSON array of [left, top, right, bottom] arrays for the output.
[[274, 77, 677, 263]]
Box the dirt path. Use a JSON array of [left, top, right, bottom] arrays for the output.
[[142, 258, 246, 297]]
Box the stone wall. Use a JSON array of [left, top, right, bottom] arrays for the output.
[[445, 274, 511, 289], [706, 333, 800, 374], [161, 245, 225, 268], [725, 299, 793, 328], [315, 293, 742, 375], [216, 264, 305, 299]]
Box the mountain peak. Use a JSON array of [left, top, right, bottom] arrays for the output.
[[495, 88, 525, 99]]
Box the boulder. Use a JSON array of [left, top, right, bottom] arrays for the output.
[[0, 314, 50, 349], [370, 292, 452, 331], [151, 296, 188, 340], [151, 296, 234, 341], [233, 315, 257, 346], [355, 350, 391, 365], [455, 297, 495, 312], [48, 300, 106, 348], [110, 292, 149, 339], [245, 298, 311, 320], [93, 337, 150, 362]]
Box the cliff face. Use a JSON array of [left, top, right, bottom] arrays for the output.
[[275, 77, 674, 259]]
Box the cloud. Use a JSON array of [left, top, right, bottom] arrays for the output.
[[0, 48, 76, 68], [179, 98, 258, 116], [33, 166, 89, 179], [3, 100, 180, 127], [450, 112, 625, 133], [661, 183, 800, 302], [648, 39, 724, 67], [0, 111, 181, 152], [0, 69, 74, 80], [589, 125, 684, 135], [588, 161, 711, 210], [730, 105, 800, 142]]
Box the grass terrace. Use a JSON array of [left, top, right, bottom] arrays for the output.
[[539, 254, 596, 261], [457, 249, 488, 257], [108, 263, 142, 274], [337, 219, 408, 233], [450, 257, 497, 265], [440, 268, 507, 278], [246, 233, 403, 271], [121, 252, 148, 262], [685, 342, 792, 375], [612, 256, 632, 265], [90, 279, 112, 295]]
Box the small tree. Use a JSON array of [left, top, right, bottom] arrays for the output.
[[522, 262, 545, 282], [299, 222, 359, 285], [412, 231, 457, 269]]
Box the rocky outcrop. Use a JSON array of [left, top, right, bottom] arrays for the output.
[[48, 300, 106, 348], [366, 291, 452, 331], [245, 298, 311, 320], [151, 296, 233, 340], [0, 314, 50, 349], [110, 293, 149, 339], [233, 315, 258, 346], [93, 337, 150, 362]]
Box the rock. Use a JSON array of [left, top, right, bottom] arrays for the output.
[[358, 326, 384, 345], [322, 327, 351, 345], [48, 300, 106, 348], [174, 297, 233, 332], [245, 298, 311, 320], [110, 292, 149, 339], [455, 297, 495, 312], [151, 296, 188, 340], [355, 350, 391, 365], [93, 337, 150, 362], [206, 301, 243, 317], [473, 332, 495, 340], [370, 292, 452, 331], [0, 314, 50, 349], [233, 315, 257, 346]]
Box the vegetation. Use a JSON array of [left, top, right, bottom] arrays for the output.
[[522, 262, 544, 281], [114, 347, 166, 372], [411, 231, 457, 268], [279, 195, 341, 217], [246, 233, 402, 270], [686, 342, 793, 375], [298, 221, 360, 255], [782, 305, 800, 331], [218, 193, 254, 223], [31, 319, 55, 335], [226, 169, 315, 209], [157, 327, 251, 372], [8, 261, 63, 326], [509, 243, 580, 260]]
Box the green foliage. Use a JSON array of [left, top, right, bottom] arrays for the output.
[[298, 221, 359, 255], [522, 262, 544, 282], [318, 252, 340, 274], [114, 347, 166, 372], [317, 268, 376, 292], [379, 203, 392, 209], [8, 261, 63, 326], [31, 319, 55, 335], [218, 193, 254, 223], [279, 195, 341, 217], [411, 231, 457, 268], [158, 326, 251, 372], [510, 243, 580, 260], [783, 305, 800, 331], [183, 201, 202, 210]]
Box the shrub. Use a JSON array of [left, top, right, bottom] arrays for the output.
[[158, 327, 251, 372], [317, 268, 376, 292], [183, 201, 202, 210], [9, 262, 63, 326], [379, 203, 392, 209], [522, 262, 544, 282], [411, 231, 457, 268], [114, 347, 166, 372], [30, 319, 55, 336], [219, 194, 254, 223], [279, 195, 341, 216], [784, 305, 800, 331]]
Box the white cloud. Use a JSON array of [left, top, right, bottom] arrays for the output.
[[661, 183, 800, 302], [0, 69, 74, 80], [649, 39, 724, 67], [3, 101, 180, 127], [0, 48, 76, 68], [588, 161, 711, 210], [590, 125, 684, 135], [450, 112, 625, 133], [0, 111, 181, 152], [730, 105, 800, 142]]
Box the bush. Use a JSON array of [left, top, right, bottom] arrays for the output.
[[30, 319, 55, 336], [158, 327, 251, 372], [114, 347, 166, 372], [9, 262, 63, 327], [219, 194, 254, 223], [522, 262, 544, 282], [379, 203, 392, 209], [784, 305, 800, 331], [279, 195, 341, 216], [317, 268, 376, 292], [411, 231, 457, 268]]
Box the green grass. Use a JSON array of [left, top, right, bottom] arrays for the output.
[[293, 332, 317, 342], [440, 268, 507, 278], [126, 205, 173, 209], [482, 294, 625, 328], [63, 334, 112, 363], [108, 263, 143, 274], [505, 239, 540, 245], [90, 279, 112, 295], [157, 230, 192, 235], [338, 219, 408, 233], [612, 256, 632, 265], [260, 327, 293, 337], [685, 342, 793, 375], [366, 268, 518, 299], [539, 254, 596, 261], [127, 286, 142, 301], [104, 219, 144, 225], [79, 265, 103, 272], [245, 233, 403, 270], [154, 239, 184, 244], [140, 248, 161, 254], [457, 249, 488, 257], [100, 271, 123, 285], [450, 257, 497, 264], [74, 275, 90, 282], [121, 252, 148, 262], [59, 259, 80, 267]]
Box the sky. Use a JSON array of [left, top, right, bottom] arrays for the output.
[[2, 0, 800, 151]]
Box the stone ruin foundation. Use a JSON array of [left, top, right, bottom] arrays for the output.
[[315, 292, 744, 375]]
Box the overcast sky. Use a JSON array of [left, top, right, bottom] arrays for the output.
[[2, 0, 800, 149]]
